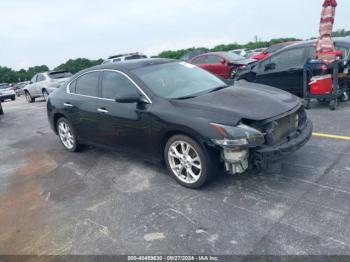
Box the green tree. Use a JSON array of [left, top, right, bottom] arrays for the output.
[[54, 58, 103, 74], [332, 29, 350, 37]]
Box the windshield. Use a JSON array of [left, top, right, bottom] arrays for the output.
[[48, 72, 72, 79], [225, 52, 246, 61], [132, 62, 227, 99]]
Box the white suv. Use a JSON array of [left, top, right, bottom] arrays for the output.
[[0, 83, 16, 102], [24, 71, 72, 103], [102, 53, 147, 64]]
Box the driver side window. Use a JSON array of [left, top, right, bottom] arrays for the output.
[[269, 48, 306, 71], [101, 71, 137, 99], [192, 55, 208, 65], [207, 55, 222, 64]]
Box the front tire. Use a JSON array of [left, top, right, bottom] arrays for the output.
[[25, 91, 35, 103], [164, 135, 215, 188], [57, 117, 80, 152], [11, 96, 15, 101]]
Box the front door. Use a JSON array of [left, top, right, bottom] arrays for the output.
[[33, 73, 46, 97], [255, 47, 307, 97], [206, 55, 228, 78], [96, 71, 152, 156]]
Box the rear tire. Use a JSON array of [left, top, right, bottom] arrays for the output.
[[56, 117, 80, 152], [164, 135, 215, 188], [0, 104, 3, 115], [25, 91, 35, 103]]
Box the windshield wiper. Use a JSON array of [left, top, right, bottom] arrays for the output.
[[207, 85, 229, 94], [172, 95, 198, 100]]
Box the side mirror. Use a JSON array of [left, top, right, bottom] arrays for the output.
[[264, 63, 276, 71], [115, 91, 146, 103], [220, 59, 226, 64]]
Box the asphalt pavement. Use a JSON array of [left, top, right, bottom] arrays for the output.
[[1, 96, 350, 255]]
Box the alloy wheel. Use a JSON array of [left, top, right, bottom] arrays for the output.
[[168, 141, 202, 184], [58, 121, 75, 149]]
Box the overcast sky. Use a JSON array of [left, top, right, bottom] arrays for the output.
[[1, 0, 350, 70]]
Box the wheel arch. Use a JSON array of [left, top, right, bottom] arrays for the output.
[[159, 129, 215, 164], [53, 113, 66, 134]]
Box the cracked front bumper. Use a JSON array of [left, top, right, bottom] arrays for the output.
[[252, 120, 313, 168]]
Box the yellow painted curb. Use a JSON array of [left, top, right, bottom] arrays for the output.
[[313, 132, 350, 141]]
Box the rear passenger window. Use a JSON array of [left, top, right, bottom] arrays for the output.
[[101, 71, 137, 99], [75, 72, 100, 97]]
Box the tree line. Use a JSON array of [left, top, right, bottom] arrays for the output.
[[1, 29, 350, 84], [0, 58, 103, 83]]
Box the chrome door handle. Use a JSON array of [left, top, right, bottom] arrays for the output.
[[64, 102, 73, 107], [97, 108, 109, 113]]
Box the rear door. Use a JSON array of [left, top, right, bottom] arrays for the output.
[[255, 47, 307, 96], [64, 71, 100, 142], [206, 55, 228, 78], [28, 74, 38, 95]]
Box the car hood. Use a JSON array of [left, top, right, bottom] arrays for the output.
[[171, 81, 301, 124], [232, 58, 256, 65]]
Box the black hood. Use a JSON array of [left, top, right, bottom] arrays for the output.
[[172, 81, 301, 124]]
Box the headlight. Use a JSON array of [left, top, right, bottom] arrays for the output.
[[210, 123, 265, 148]]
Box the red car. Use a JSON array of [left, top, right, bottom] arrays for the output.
[[189, 52, 255, 79], [252, 41, 298, 60]]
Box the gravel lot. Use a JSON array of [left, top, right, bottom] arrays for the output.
[[1, 96, 350, 255]]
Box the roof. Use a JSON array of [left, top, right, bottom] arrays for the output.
[[81, 58, 176, 73], [108, 52, 145, 59], [280, 37, 350, 49]]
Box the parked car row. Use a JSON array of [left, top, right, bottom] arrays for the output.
[[189, 51, 256, 79], [176, 42, 302, 80], [24, 71, 72, 103], [0, 83, 16, 102], [237, 37, 350, 97]]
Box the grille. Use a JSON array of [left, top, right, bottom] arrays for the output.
[[252, 107, 307, 146]]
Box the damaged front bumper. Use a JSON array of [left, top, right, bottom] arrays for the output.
[[252, 120, 313, 169], [219, 120, 313, 174]]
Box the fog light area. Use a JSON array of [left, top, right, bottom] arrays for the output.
[[222, 148, 249, 175]]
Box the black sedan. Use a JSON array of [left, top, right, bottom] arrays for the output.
[[47, 59, 313, 188]]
